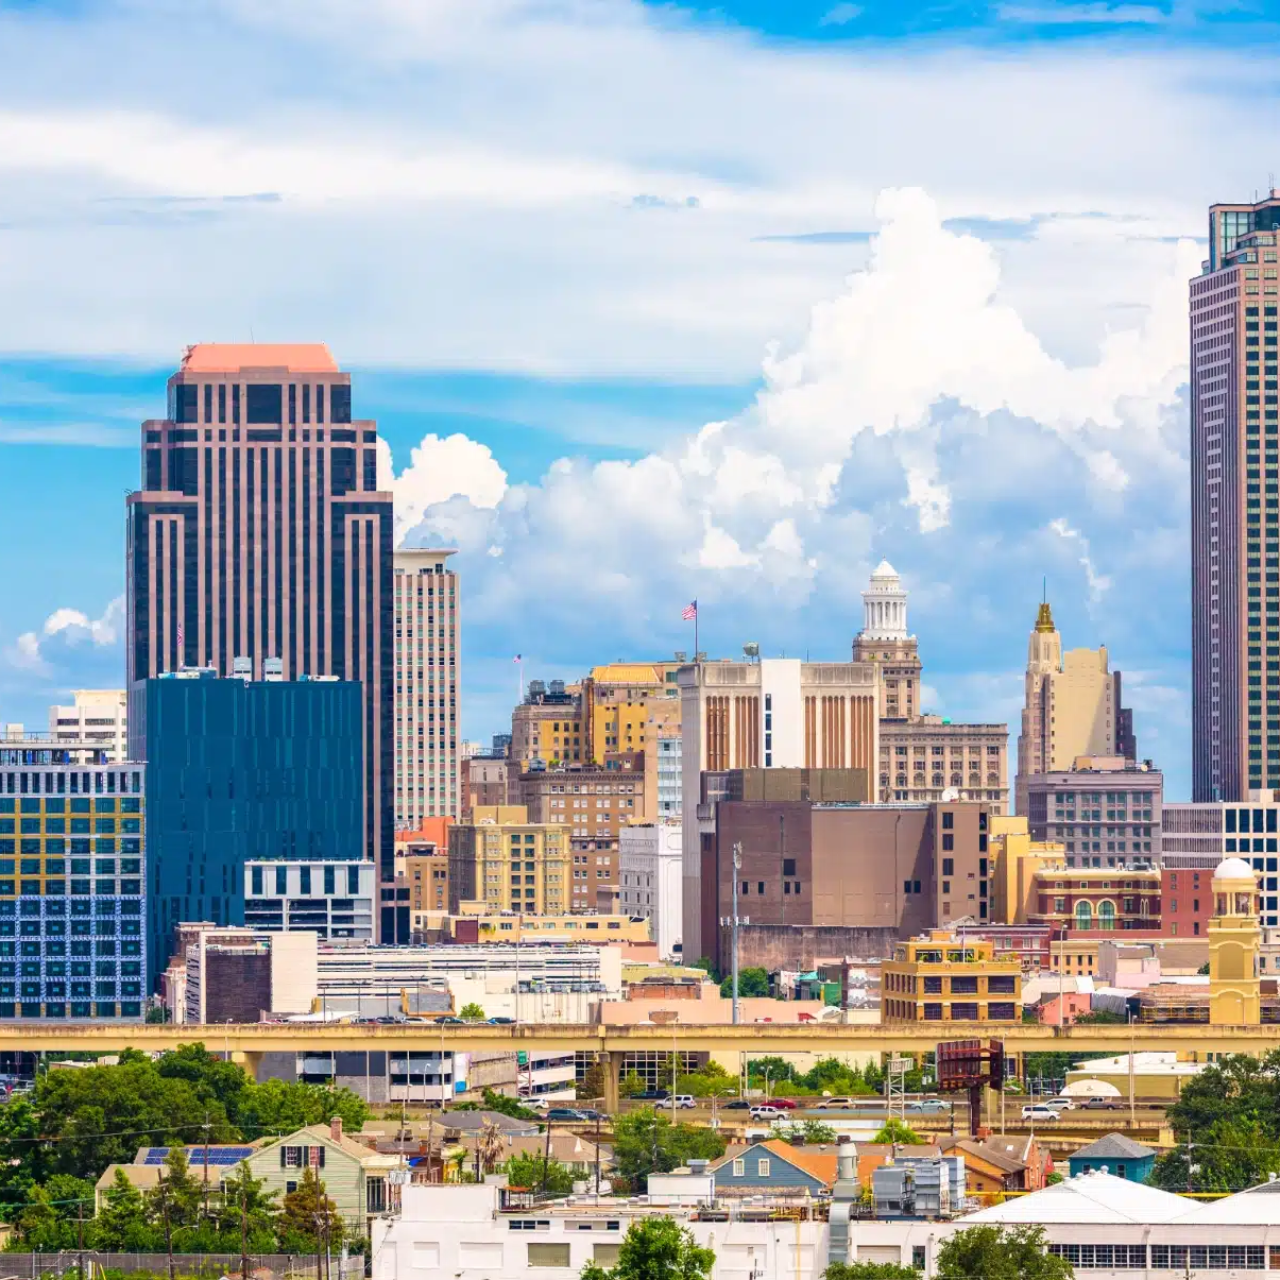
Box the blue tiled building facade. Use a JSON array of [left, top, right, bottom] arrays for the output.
[[131, 672, 365, 989], [0, 744, 145, 1020]]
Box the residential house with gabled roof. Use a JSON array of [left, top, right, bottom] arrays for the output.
[[1067, 1133, 1156, 1184], [710, 1141, 839, 1197]]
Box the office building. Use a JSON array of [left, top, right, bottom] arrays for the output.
[[168, 925, 318, 1024], [243, 859, 376, 940], [618, 821, 683, 959], [393, 548, 460, 826], [448, 805, 570, 915], [1015, 601, 1134, 814], [581, 661, 683, 764], [0, 740, 145, 1020], [125, 344, 395, 934], [1025, 860, 1162, 932], [879, 717, 1008, 807], [881, 930, 1021, 1023], [1191, 195, 1280, 801], [1023, 756, 1162, 866], [462, 754, 508, 819], [48, 691, 128, 761], [678, 656, 879, 961], [510, 680, 584, 766], [515, 758, 645, 909], [404, 852, 450, 936], [130, 670, 364, 989]]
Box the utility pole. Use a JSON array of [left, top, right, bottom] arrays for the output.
[[240, 1176, 249, 1280], [541, 1118, 554, 1194], [77, 1196, 85, 1280], [594, 1111, 601, 1195], [724, 842, 744, 1025], [201, 1110, 211, 1223], [159, 1179, 175, 1280]]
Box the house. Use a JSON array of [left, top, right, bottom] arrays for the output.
[[455, 1130, 608, 1178], [710, 1141, 838, 1197], [94, 1143, 261, 1213], [1067, 1133, 1157, 1184], [248, 1119, 402, 1239], [936, 1136, 1031, 1195]]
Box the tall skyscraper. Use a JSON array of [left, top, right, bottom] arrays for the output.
[[1015, 600, 1133, 814], [125, 345, 397, 936], [1191, 194, 1280, 801], [393, 549, 460, 828]]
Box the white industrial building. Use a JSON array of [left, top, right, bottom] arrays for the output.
[[619, 821, 683, 960], [47, 689, 128, 761]]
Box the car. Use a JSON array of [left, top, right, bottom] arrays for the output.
[[1080, 1098, 1121, 1111], [670, 1095, 696, 1109], [435, 1016, 466, 1025], [1022, 1104, 1062, 1121], [722, 1099, 751, 1110], [1043, 1096, 1075, 1111], [487, 1016, 515, 1025], [546, 1108, 587, 1122], [524, 1097, 551, 1111], [765, 1097, 798, 1110], [905, 1099, 949, 1114], [633, 1088, 670, 1101], [750, 1105, 783, 1120], [576, 1108, 604, 1122]]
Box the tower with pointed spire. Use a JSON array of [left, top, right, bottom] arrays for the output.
[[853, 560, 921, 719]]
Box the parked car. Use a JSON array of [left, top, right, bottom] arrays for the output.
[[670, 1095, 696, 1109], [487, 1016, 515, 1025], [1022, 1104, 1062, 1121], [905, 1098, 949, 1114], [750, 1105, 783, 1120], [435, 1016, 466, 1025], [546, 1108, 586, 1122], [576, 1108, 604, 1122], [1080, 1098, 1121, 1111], [1043, 1096, 1075, 1111], [525, 1098, 551, 1111]]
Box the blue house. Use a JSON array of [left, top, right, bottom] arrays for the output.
[[710, 1141, 838, 1196], [1067, 1133, 1157, 1183]]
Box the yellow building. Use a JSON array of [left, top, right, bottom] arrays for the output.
[[1209, 857, 1261, 1025], [453, 913, 651, 944], [584, 662, 683, 765], [989, 814, 1065, 925], [447, 806, 569, 915], [881, 930, 1022, 1023]]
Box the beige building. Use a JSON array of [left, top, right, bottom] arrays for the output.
[[583, 661, 683, 764], [1209, 857, 1262, 1024], [451, 912, 651, 943], [852, 560, 922, 719], [393, 549, 460, 826], [510, 681, 585, 766], [448, 805, 570, 915], [1015, 600, 1134, 815], [47, 689, 128, 761]]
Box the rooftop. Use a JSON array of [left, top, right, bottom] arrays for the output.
[[961, 1170, 1189, 1224], [1071, 1133, 1157, 1162], [178, 343, 339, 374]]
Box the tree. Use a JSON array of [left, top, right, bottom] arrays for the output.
[[935, 1225, 1074, 1280], [691, 957, 720, 984], [216, 1161, 280, 1246], [459, 1002, 486, 1021], [612, 1108, 726, 1190], [581, 1216, 715, 1280], [477, 1088, 540, 1121], [579, 1062, 607, 1102], [824, 1263, 921, 1280], [618, 1072, 646, 1099], [280, 1166, 346, 1252], [872, 1118, 923, 1146], [720, 967, 769, 999], [236, 1077, 369, 1140], [156, 1043, 249, 1119], [96, 1169, 158, 1251], [12, 1175, 94, 1252], [506, 1152, 575, 1195], [147, 1147, 205, 1230]]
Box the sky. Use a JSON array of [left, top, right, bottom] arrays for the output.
[[3, 0, 1278, 800]]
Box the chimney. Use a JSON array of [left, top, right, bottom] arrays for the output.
[[331, 1116, 343, 1142]]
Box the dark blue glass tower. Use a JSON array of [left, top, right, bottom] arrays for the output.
[[131, 672, 363, 990]]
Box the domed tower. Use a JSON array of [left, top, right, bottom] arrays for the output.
[[852, 560, 922, 720], [1209, 857, 1261, 1026]]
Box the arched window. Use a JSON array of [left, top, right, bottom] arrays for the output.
[[1098, 900, 1116, 930], [1075, 901, 1093, 929]]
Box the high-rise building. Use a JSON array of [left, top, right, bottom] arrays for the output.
[[125, 344, 395, 933], [393, 549, 460, 826], [47, 691, 128, 762], [0, 739, 145, 1021], [852, 560, 921, 719], [1191, 195, 1280, 801], [447, 805, 570, 914], [129, 670, 365, 989], [1015, 601, 1133, 814]]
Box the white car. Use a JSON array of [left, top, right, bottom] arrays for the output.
[[670, 1095, 696, 1109], [1043, 1096, 1075, 1111], [1022, 1104, 1062, 1121], [750, 1105, 783, 1120]]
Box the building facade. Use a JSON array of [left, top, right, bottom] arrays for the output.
[[48, 691, 128, 762], [1191, 195, 1280, 801], [448, 805, 570, 915], [852, 560, 922, 719], [243, 859, 376, 941], [393, 549, 459, 827], [462, 755, 509, 819], [510, 681, 584, 767], [881, 931, 1021, 1023], [1023, 757, 1162, 866], [879, 717, 1008, 807], [1015, 601, 1134, 814], [125, 344, 396, 934], [0, 741, 145, 1020], [130, 670, 364, 989], [618, 821, 683, 959], [582, 661, 683, 765]]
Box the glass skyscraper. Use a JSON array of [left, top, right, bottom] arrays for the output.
[[131, 671, 364, 989], [0, 741, 145, 1021]]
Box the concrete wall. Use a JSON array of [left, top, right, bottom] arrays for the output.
[[735, 924, 900, 970]]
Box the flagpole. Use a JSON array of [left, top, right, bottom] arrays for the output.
[[694, 604, 699, 661]]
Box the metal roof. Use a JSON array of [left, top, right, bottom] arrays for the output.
[[961, 1170, 1189, 1224]]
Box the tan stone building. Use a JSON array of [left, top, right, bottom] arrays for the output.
[[510, 680, 586, 766], [852, 560, 922, 719], [447, 805, 570, 915], [1015, 600, 1135, 815]]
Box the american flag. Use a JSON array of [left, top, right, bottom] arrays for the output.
[[682, 601, 697, 621], [514, 654, 522, 662]]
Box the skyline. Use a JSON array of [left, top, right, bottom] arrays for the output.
[[9, 0, 1279, 800]]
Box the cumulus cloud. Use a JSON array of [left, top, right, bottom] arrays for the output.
[[378, 433, 508, 546], [1048, 518, 1112, 606], [4, 597, 124, 677]]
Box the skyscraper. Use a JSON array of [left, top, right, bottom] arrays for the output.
[[1191, 195, 1280, 801], [125, 344, 397, 935], [393, 549, 460, 827]]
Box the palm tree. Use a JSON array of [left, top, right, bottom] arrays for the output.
[[478, 1121, 505, 1175]]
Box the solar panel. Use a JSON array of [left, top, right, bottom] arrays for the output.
[[140, 1146, 255, 1167]]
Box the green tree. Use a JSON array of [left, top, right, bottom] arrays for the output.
[[236, 1077, 370, 1140], [96, 1169, 159, 1251], [720, 967, 769, 998], [156, 1042, 249, 1120], [459, 1002, 486, 1021], [147, 1146, 205, 1229], [618, 1072, 646, 1099], [824, 1263, 921, 1280], [505, 1152, 575, 1194], [935, 1225, 1073, 1280], [12, 1175, 94, 1252], [872, 1118, 923, 1146], [690, 957, 720, 983], [747, 1057, 798, 1088], [146, 1005, 171, 1024], [612, 1108, 726, 1190], [216, 1161, 280, 1246], [0, 1095, 49, 1216], [477, 1088, 540, 1121], [581, 1215, 715, 1280], [579, 1062, 607, 1102], [280, 1166, 346, 1252]]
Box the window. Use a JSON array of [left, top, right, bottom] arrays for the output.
[[732, 1158, 745, 1176], [757, 1158, 770, 1176], [1075, 901, 1093, 928], [528, 1245, 572, 1268]]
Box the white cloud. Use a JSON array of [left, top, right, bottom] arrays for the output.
[[379, 433, 509, 546], [820, 3, 863, 25], [4, 597, 124, 678], [1048, 517, 1112, 605], [997, 3, 1168, 23]]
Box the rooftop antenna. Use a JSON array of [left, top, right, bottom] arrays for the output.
[[1042, 575, 1047, 604]]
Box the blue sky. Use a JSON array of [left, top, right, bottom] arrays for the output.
[[3, 0, 1278, 799]]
